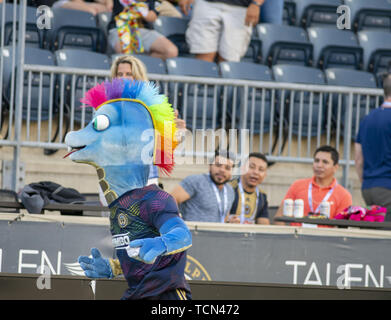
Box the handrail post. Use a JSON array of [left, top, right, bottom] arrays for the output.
[[12, 0, 27, 192], [342, 92, 353, 188]]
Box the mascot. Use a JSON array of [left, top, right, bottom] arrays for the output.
[[64, 79, 192, 300]]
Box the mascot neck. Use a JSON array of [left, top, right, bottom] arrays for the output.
[[96, 163, 149, 205]]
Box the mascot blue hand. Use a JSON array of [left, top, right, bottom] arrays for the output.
[[78, 248, 113, 278], [129, 238, 167, 264]]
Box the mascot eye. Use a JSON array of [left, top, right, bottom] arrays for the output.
[[93, 115, 110, 131]]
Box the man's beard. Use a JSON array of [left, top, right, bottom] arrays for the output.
[[210, 173, 228, 186]]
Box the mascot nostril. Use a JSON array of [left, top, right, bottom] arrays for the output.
[[65, 79, 192, 300]]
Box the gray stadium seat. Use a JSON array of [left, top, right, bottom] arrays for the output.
[[153, 16, 190, 57], [166, 57, 220, 130], [357, 30, 391, 75], [2, 46, 56, 122], [345, 0, 391, 31], [45, 7, 106, 52], [55, 49, 110, 127], [219, 61, 275, 134], [256, 23, 313, 66], [307, 27, 363, 70], [292, 0, 341, 28], [272, 64, 327, 137], [325, 68, 378, 139], [0, 4, 43, 48], [283, 0, 296, 25]]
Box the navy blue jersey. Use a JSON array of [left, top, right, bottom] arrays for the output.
[[109, 184, 191, 300]]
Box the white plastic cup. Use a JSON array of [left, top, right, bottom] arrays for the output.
[[319, 201, 331, 218], [293, 199, 304, 218], [283, 199, 294, 217]]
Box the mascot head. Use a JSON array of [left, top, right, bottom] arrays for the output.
[[64, 79, 178, 204]]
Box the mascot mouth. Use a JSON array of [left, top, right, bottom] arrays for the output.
[[63, 145, 86, 158]]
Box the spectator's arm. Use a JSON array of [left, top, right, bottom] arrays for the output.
[[245, 0, 264, 27], [144, 10, 158, 23], [256, 217, 270, 225], [354, 142, 364, 184], [178, 0, 194, 16], [170, 185, 191, 205], [272, 204, 286, 225]]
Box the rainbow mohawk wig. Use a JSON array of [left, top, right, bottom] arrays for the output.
[[80, 79, 178, 175]]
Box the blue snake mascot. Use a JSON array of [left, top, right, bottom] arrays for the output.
[[64, 79, 192, 300]]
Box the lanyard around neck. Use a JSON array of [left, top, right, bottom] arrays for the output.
[[238, 179, 259, 224], [308, 181, 337, 213], [209, 175, 228, 223]]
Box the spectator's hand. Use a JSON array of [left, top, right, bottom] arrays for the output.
[[228, 215, 241, 224], [178, 0, 194, 16], [245, 2, 262, 27], [89, 2, 109, 15], [105, 0, 113, 12], [174, 109, 186, 130], [145, 10, 158, 23]]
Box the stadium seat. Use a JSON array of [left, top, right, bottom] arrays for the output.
[[219, 61, 276, 134], [96, 12, 112, 36], [283, 0, 296, 25], [345, 0, 391, 31], [2, 46, 56, 122], [242, 37, 262, 64], [325, 68, 378, 139], [153, 16, 190, 56], [111, 54, 167, 75], [55, 49, 110, 127], [256, 24, 313, 66], [357, 30, 391, 75], [45, 7, 106, 52], [0, 4, 43, 48], [292, 0, 341, 28], [307, 27, 363, 70], [166, 57, 220, 130], [272, 64, 327, 137]]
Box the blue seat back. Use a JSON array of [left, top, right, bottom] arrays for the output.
[[55, 49, 110, 126], [2, 46, 56, 121], [307, 27, 363, 69], [272, 64, 327, 137], [220, 61, 275, 133], [357, 30, 391, 73], [256, 23, 313, 66], [325, 67, 378, 138], [293, 0, 342, 28], [45, 7, 106, 52], [153, 17, 190, 56], [166, 57, 220, 129], [346, 0, 391, 31]]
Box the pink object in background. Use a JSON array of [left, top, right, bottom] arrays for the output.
[[334, 205, 386, 222]]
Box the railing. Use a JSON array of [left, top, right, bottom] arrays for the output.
[[0, 0, 384, 192]]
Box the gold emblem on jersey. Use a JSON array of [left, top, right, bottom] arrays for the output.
[[117, 212, 128, 228]]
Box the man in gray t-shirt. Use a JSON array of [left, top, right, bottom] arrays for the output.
[[170, 151, 235, 223]]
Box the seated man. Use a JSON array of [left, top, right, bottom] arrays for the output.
[[170, 150, 236, 223], [274, 145, 352, 226], [228, 152, 270, 225]]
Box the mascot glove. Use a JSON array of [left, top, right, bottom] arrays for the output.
[[129, 237, 167, 264], [78, 248, 113, 279]]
